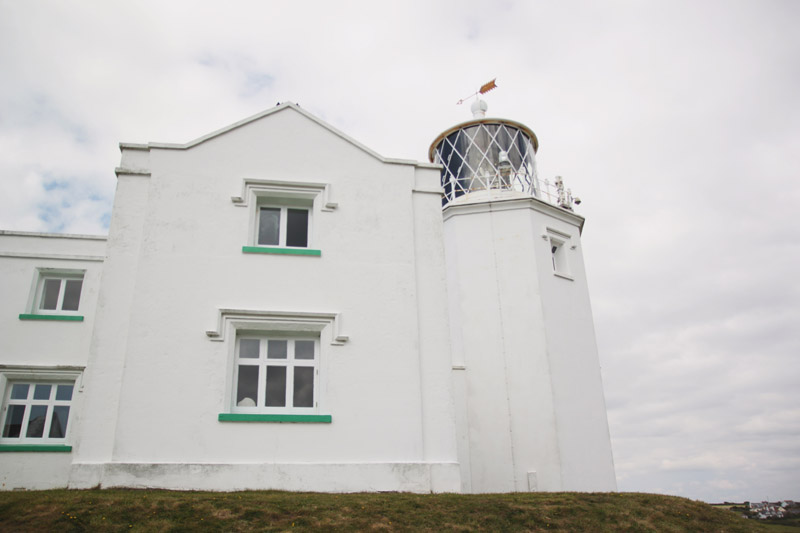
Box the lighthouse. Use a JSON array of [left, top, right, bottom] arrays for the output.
[[431, 98, 617, 492]]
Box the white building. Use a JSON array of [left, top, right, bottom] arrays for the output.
[[0, 102, 616, 493]]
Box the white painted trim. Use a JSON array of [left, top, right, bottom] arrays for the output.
[[0, 252, 104, 262], [114, 168, 151, 178], [543, 227, 571, 240], [119, 103, 438, 169], [544, 227, 574, 280], [30, 269, 86, 315], [231, 178, 337, 211], [0, 367, 85, 397], [0, 365, 85, 372], [0, 231, 106, 241], [206, 309, 349, 345], [443, 195, 585, 232]]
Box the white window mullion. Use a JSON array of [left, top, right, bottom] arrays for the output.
[[56, 279, 67, 311], [35, 281, 46, 311], [314, 340, 320, 408], [41, 404, 54, 440], [230, 335, 321, 415], [257, 342, 267, 408], [285, 364, 294, 409], [280, 207, 288, 247], [19, 394, 33, 440]]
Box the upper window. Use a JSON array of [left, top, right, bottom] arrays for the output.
[[37, 274, 83, 313], [1, 381, 75, 444], [234, 179, 333, 257], [257, 205, 310, 248], [233, 336, 318, 414]]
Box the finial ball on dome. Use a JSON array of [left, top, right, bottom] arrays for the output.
[[471, 99, 488, 118]]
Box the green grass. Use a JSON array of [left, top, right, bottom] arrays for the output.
[[0, 489, 776, 532]]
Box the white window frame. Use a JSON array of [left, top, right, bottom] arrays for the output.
[[232, 335, 320, 415], [254, 201, 313, 249], [30, 268, 85, 315], [231, 179, 338, 252], [545, 228, 574, 280], [0, 371, 79, 445], [207, 309, 347, 420]]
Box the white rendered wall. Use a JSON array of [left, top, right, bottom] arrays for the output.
[[443, 196, 616, 493], [70, 104, 460, 492], [0, 231, 106, 489]]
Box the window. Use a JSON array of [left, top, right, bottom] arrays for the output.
[[550, 238, 565, 273], [545, 228, 573, 280], [257, 205, 310, 248], [19, 269, 86, 321], [233, 336, 318, 414], [37, 274, 83, 312], [1, 381, 74, 444], [234, 179, 333, 257]]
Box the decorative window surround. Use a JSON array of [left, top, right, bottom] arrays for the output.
[[0, 367, 83, 447], [22, 268, 86, 319], [542, 227, 575, 281], [231, 179, 338, 212], [232, 337, 320, 415], [205, 309, 349, 346], [234, 179, 334, 255]]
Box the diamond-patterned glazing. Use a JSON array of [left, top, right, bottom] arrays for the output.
[[433, 122, 539, 205]]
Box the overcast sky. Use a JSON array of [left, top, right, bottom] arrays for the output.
[[1, 1, 798, 503]]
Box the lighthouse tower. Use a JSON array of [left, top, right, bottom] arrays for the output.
[[431, 99, 617, 492]]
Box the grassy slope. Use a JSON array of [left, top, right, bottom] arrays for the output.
[[0, 490, 778, 532]]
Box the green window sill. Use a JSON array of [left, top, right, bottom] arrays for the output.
[[242, 246, 321, 257], [218, 413, 332, 423], [0, 444, 72, 452], [19, 314, 84, 322]]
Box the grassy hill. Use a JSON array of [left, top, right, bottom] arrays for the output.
[[0, 489, 783, 532]]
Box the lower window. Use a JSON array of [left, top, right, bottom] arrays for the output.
[[234, 336, 318, 413], [1, 381, 74, 443]]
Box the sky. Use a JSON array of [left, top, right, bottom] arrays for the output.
[[1, 0, 798, 503]]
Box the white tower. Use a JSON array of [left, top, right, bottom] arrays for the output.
[[430, 100, 617, 493]]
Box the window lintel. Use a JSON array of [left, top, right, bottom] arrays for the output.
[[231, 179, 337, 211], [206, 308, 349, 345]]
